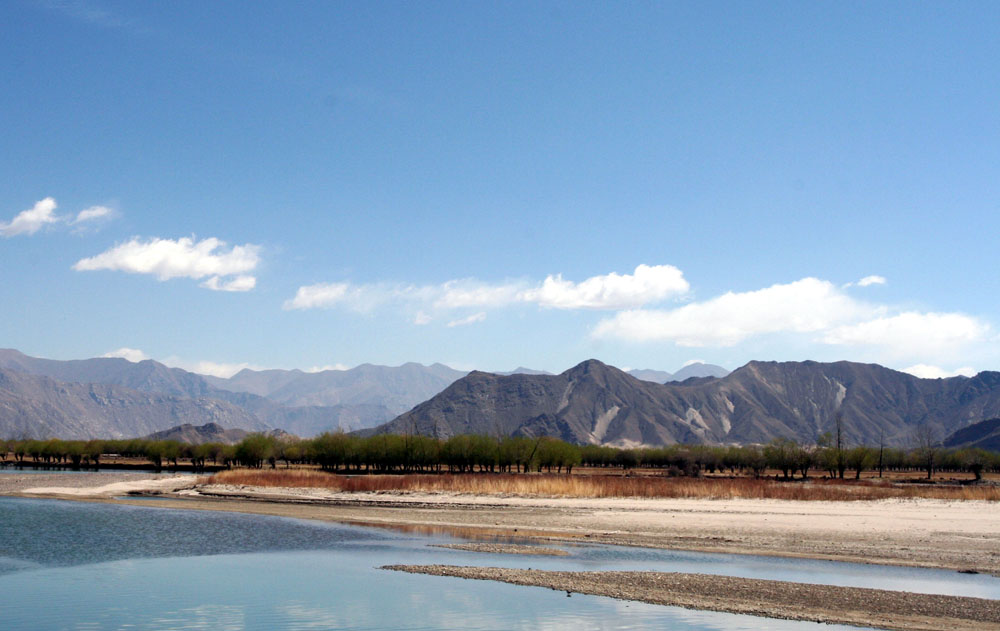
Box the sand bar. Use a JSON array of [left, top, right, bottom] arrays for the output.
[[383, 565, 1000, 631]]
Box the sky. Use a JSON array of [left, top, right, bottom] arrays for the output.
[[2, 1, 999, 378]]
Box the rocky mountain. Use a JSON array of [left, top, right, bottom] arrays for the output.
[[143, 422, 252, 445], [142, 422, 295, 445], [205, 362, 467, 414], [376, 359, 1000, 448], [944, 418, 1000, 451], [0, 367, 268, 440]]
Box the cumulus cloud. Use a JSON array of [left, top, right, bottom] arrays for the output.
[[901, 364, 977, 379], [101, 347, 149, 362], [413, 310, 432, 325], [74, 236, 260, 291], [1, 197, 60, 237], [593, 278, 872, 346], [447, 312, 487, 327], [523, 264, 689, 310], [822, 312, 990, 357]]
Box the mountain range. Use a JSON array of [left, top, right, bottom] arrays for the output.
[[0, 349, 466, 439], [5, 348, 996, 450], [375, 359, 1000, 448]]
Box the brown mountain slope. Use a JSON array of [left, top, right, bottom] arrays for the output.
[[376, 359, 1000, 447]]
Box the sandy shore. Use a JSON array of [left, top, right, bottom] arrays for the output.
[[179, 482, 1000, 575], [384, 565, 1000, 631], [0, 472, 196, 497]]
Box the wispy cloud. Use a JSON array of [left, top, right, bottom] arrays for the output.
[[844, 275, 888, 288], [74, 236, 261, 292], [447, 312, 487, 327], [284, 264, 690, 318], [1, 197, 60, 237], [2, 197, 118, 237]]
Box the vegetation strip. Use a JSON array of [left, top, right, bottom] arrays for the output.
[[208, 469, 1000, 502], [383, 565, 1000, 631]]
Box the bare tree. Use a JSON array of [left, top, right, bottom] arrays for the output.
[[912, 423, 940, 480]]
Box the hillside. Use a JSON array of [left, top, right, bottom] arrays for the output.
[[944, 418, 1000, 451], [377, 359, 1000, 447]]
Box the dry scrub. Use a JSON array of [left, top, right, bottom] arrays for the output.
[[209, 470, 1000, 501]]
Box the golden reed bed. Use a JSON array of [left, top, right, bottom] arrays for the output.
[[209, 470, 1000, 502]]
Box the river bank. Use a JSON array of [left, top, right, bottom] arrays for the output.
[[5, 472, 1000, 631]]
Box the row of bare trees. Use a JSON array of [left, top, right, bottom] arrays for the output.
[[2, 431, 996, 479]]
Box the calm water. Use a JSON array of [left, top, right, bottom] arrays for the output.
[[1, 497, 991, 630]]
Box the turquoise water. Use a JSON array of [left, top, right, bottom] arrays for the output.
[[0, 497, 985, 630]]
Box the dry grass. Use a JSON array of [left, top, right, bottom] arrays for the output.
[[208, 469, 1000, 502]]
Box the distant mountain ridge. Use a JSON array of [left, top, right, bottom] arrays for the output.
[[376, 359, 1000, 448], [0, 349, 464, 438], [206, 362, 466, 413], [627, 363, 730, 384], [0, 367, 267, 439]]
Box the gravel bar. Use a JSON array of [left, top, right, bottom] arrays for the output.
[[383, 565, 1000, 631]]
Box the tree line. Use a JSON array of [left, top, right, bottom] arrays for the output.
[[2, 433, 998, 480]]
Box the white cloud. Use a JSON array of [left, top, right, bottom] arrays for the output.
[[161, 356, 260, 378], [305, 364, 350, 373], [822, 312, 990, 357], [200, 274, 257, 292], [101, 347, 149, 362], [856, 275, 887, 287], [72, 205, 114, 224], [285, 264, 688, 317], [1, 197, 59, 237], [282, 282, 394, 311], [74, 236, 260, 291], [435, 280, 525, 309], [681, 358, 706, 367], [593, 278, 872, 346], [523, 264, 689, 310], [901, 364, 977, 379], [447, 312, 487, 327]]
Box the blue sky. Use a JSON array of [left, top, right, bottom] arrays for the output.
[[2, 1, 999, 378]]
